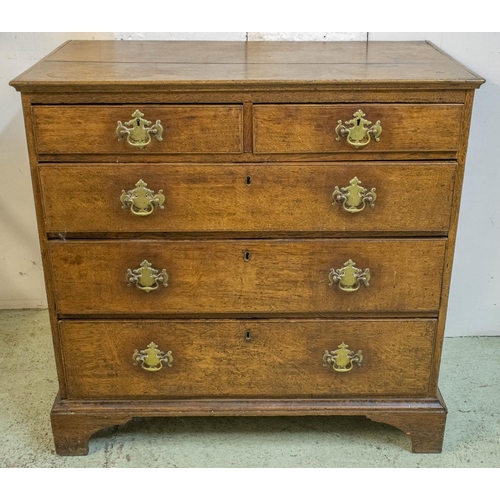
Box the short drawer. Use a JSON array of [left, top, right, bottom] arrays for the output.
[[32, 105, 243, 155], [253, 104, 463, 155], [60, 319, 437, 399], [49, 239, 446, 316], [40, 162, 456, 235]]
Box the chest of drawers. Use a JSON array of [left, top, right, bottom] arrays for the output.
[[11, 40, 484, 455]]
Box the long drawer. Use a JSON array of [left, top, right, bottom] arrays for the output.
[[40, 163, 456, 235], [49, 239, 446, 316], [32, 105, 243, 154], [254, 104, 463, 154], [60, 319, 437, 399]]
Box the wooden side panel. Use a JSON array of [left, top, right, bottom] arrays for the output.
[[32, 105, 243, 154], [428, 90, 476, 391], [59, 319, 437, 399], [20, 95, 69, 398], [40, 163, 456, 235], [254, 104, 463, 154], [49, 239, 447, 316]]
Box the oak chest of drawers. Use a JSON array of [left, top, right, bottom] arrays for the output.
[[10, 40, 484, 455]]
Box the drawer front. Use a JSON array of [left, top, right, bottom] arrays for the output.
[[49, 239, 446, 315], [40, 162, 456, 234], [254, 104, 463, 154], [60, 319, 436, 399], [33, 105, 243, 154]]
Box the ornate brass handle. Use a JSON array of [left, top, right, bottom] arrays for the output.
[[335, 109, 382, 149], [329, 259, 370, 292], [126, 260, 168, 293], [133, 342, 173, 372], [332, 177, 376, 213], [323, 343, 363, 372], [116, 109, 163, 148], [120, 179, 165, 216]]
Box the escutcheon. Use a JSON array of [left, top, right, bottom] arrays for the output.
[[323, 343, 363, 372], [133, 342, 173, 372], [116, 109, 163, 148], [332, 177, 377, 213], [120, 179, 165, 216], [126, 260, 168, 293], [329, 259, 370, 292], [335, 109, 382, 149]]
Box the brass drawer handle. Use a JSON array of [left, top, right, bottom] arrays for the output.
[[133, 342, 173, 372], [332, 177, 376, 213], [116, 109, 163, 148], [126, 259, 168, 293], [329, 259, 370, 292], [323, 343, 363, 372], [120, 179, 165, 216], [335, 109, 382, 149]]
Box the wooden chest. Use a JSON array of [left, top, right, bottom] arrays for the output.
[[10, 40, 484, 455]]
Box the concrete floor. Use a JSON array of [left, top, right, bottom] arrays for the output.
[[0, 309, 499, 467]]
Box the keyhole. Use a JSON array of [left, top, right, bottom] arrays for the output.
[[245, 175, 251, 186], [245, 330, 252, 341], [137, 119, 141, 126], [243, 251, 251, 262], [357, 118, 361, 126]]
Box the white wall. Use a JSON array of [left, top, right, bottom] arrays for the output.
[[370, 33, 500, 337], [0, 33, 111, 309], [1, 32, 498, 337]]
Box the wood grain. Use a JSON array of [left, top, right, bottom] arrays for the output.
[[59, 319, 436, 399], [9, 41, 484, 92], [32, 105, 243, 155], [50, 403, 132, 455], [48, 239, 446, 316], [11, 40, 484, 455], [42, 40, 467, 65], [36, 151, 460, 164], [40, 162, 456, 235], [429, 89, 477, 392], [50, 393, 447, 455], [367, 410, 446, 453], [27, 89, 467, 105], [21, 95, 70, 398], [254, 104, 463, 154]]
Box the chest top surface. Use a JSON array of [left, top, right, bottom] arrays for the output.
[[10, 40, 484, 92]]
